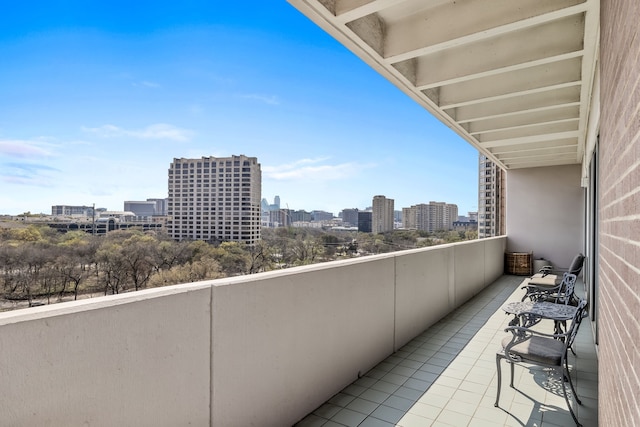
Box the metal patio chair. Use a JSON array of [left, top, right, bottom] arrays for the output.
[[528, 253, 585, 287], [522, 272, 578, 305], [495, 299, 587, 427]]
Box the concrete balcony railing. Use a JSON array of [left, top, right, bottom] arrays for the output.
[[0, 236, 506, 427]]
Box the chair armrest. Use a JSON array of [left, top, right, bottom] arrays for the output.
[[538, 265, 553, 276], [504, 325, 566, 340]]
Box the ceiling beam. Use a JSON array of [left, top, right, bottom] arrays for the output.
[[383, 0, 587, 62], [468, 106, 580, 134], [479, 131, 580, 148], [413, 15, 585, 89], [452, 86, 581, 123]]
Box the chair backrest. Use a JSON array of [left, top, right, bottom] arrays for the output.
[[566, 299, 587, 350], [555, 273, 577, 304], [568, 253, 585, 275]]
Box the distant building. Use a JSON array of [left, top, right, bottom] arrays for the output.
[[167, 155, 261, 244], [341, 208, 359, 227], [51, 205, 94, 217], [402, 204, 429, 231], [428, 201, 458, 232], [478, 154, 505, 238], [312, 210, 334, 222], [147, 198, 168, 216], [372, 195, 394, 234], [291, 210, 312, 222], [358, 211, 372, 233], [453, 220, 478, 232], [124, 201, 157, 218], [402, 202, 458, 232], [269, 209, 291, 227]]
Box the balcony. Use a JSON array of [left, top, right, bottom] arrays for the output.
[[295, 274, 598, 427], [0, 237, 597, 426]]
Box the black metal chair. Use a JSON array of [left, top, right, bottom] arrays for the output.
[[529, 253, 585, 286], [495, 299, 587, 427], [521, 272, 578, 305]]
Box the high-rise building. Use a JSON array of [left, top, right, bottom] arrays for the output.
[[372, 195, 394, 234], [437, 202, 458, 231], [402, 202, 458, 232], [478, 154, 505, 238], [167, 155, 261, 244]]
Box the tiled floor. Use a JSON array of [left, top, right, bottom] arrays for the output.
[[295, 275, 598, 427]]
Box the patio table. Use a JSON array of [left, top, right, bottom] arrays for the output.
[[502, 300, 578, 334]]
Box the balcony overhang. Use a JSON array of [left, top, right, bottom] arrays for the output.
[[287, 0, 600, 170]]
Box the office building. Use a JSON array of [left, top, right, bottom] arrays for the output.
[[341, 208, 359, 227], [291, 210, 312, 222], [147, 198, 168, 216], [311, 210, 334, 222], [51, 205, 94, 217], [124, 201, 157, 218], [167, 155, 261, 244], [478, 154, 505, 238], [357, 210, 372, 233], [372, 195, 394, 234]]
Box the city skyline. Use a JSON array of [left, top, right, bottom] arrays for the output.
[[0, 1, 479, 217]]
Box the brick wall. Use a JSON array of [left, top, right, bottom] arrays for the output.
[[599, 0, 640, 425]]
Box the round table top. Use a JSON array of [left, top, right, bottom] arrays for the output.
[[502, 300, 577, 321]]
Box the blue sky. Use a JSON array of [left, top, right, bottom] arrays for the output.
[[0, 1, 479, 217]]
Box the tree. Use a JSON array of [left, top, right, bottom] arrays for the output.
[[245, 240, 272, 274], [213, 242, 249, 275], [119, 233, 158, 291], [95, 242, 128, 295]]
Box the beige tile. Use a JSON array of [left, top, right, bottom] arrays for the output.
[[435, 408, 472, 426], [397, 412, 435, 427], [406, 402, 442, 419]]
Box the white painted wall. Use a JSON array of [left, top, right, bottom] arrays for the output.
[[506, 165, 584, 269], [0, 237, 506, 427]]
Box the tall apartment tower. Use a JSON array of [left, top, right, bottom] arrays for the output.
[[372, 195, 394, 234], [478, 154, 505, 238], [167, 155, 261, 244], [403, 202, 457, 232]]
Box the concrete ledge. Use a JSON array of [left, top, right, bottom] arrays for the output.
[[0, 236, 506, 426]]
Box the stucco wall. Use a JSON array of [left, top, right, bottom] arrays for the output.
[[506, 164, 584, 269], [0, 237, 506, 427], [599, 1, 640, 425]]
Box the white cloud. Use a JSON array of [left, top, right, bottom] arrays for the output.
[[82, 123, 194, 142], [0, 139, 55, 158], [263, 157, 376, 181]]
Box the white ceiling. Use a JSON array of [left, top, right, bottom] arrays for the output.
[[288, 0, 600, 170]]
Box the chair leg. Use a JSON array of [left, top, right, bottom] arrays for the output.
[[510, 358, 515, 388], [495, 353, 502, 407], [560, 366, 583, 427]]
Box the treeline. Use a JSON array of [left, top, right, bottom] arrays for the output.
[[0, 223, 476, 310]]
